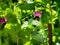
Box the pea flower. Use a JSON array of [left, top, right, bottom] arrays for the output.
[[0, 18, 7, 24], [32, 20, 40, 26], [34, 11, 42, 18], [56, 43, 60, 45], [21, 21, 28, 29]]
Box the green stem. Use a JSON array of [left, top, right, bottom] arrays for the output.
[[17, 36, 19, 45], [0, 31, 1, 45]]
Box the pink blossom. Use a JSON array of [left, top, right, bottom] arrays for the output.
[[0, 18, 7, 24], [34, 11, 42, 18]]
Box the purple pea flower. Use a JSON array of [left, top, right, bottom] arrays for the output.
[[0, 18, 7, 24], [34, 11, 42, 18]]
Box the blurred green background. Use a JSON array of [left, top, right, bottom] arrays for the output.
[[0, 0, 59, 45]]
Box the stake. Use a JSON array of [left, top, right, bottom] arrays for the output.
[[48, 24, 52, 45]]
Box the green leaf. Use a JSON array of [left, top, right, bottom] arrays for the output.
[[32, 34, 43, 42], [28, 18, 32, 25], [41, 10, 49, 23], [17, 2, 38, 10]]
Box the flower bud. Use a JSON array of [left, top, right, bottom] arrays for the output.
[[34, 11, 42, 18], [0, 18, 7, 24]]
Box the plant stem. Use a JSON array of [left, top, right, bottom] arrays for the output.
[[48, 24, 52, 45], [0, 31, 1, 45], [17, 36, 19, 45]]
